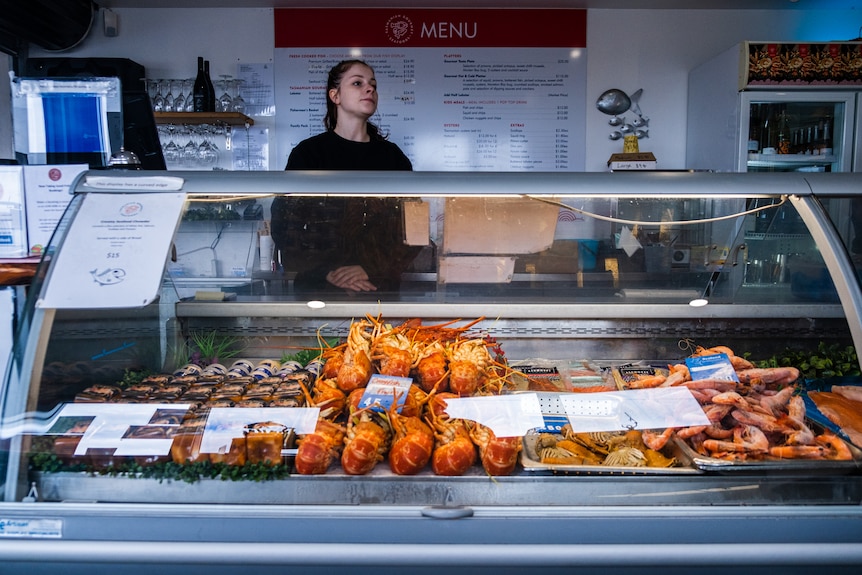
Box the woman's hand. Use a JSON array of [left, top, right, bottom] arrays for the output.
[[326, 265, 377, 292]]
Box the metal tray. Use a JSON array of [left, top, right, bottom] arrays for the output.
[[520, 431, 702, 475], [673, 424, 862, 475], [801, 377, 862, 449]]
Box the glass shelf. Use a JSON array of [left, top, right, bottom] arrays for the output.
[[747, 153, 835, 169]]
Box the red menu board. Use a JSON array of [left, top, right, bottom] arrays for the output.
[[274, 8, 587, 171]]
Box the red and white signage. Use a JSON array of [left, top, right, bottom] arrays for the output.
[[274, 8, 587, 171]]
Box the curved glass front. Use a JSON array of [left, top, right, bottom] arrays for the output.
[[1, 170, 861, 509]]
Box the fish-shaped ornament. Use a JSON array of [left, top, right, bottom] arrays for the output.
[[595, 89, 631, 116], [90, 268, 126, 286]]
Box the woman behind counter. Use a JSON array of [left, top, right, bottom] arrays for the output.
[[270, 59, 419, 294]]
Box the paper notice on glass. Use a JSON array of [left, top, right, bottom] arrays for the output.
[[559, 387, 709, 433], [23, 164, 88, 256], [442, 394, 545, 437], [616, 225, 641, 257], [37, 192, 186, 309]]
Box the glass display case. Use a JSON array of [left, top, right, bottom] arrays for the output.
[[1, 170, 861, 574]]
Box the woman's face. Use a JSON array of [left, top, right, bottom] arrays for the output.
[[329, 63, 378, 121]]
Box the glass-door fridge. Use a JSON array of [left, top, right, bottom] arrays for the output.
[[686, 41, 862, 174], [740, 91, 855, 173]]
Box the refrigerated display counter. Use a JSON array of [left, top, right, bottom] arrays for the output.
[[1, 170, 861, 574]]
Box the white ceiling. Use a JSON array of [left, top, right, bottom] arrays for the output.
[[95, 0, 861, 10]]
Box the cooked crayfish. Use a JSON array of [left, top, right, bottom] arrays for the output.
[[468, 422, 522, 476], [428, 392, 476, 476], [306, 378, 347, 420], [389, 411, 435, 475], [415, 341, 449, 393], [336, 319, 373, 392], [370, 315, 416, 378], [447, 338, 492, 396], [405, 317, 488, 393], [341, 404, 391, 475], [295, 419, 346, 475]]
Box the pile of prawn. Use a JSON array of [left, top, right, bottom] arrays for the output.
[[634, 345, 854, 462], [294, 316, 523, 477]]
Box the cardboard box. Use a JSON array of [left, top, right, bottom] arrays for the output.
[[23, 164, 87, 256], [403, 199, 430, 246], [438, 256, 515, 284], [442, 196, 558, 255], [0, 166, 27, 258]]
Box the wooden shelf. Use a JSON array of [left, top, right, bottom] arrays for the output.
[[153, 112, 254, 126], [0, 257, 41, 286]]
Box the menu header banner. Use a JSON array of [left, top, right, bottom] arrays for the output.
[[275, 8, 587, 48]]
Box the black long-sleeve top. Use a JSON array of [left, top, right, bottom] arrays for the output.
[[270, 131, 418, 293]]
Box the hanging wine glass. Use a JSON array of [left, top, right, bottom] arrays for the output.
[[182, 125, 200, 167], [162, 124, 180, 165], [198, 125, 219, 167], [173, 125, 189, 166], [231, 79, 246, 114], [217, 75, 233, 113]]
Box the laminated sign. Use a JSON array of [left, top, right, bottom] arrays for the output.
[[38, 192, 186, 308]]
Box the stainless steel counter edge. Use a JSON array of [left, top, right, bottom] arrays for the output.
[[0, 540, 861, 568], [74, 169, 848, 198]]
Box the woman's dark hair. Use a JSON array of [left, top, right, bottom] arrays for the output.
[[324, 59, 387, 141]]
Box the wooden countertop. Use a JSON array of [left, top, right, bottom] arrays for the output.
[[0, 257, 41, 286]]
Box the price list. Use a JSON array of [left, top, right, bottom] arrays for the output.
[[275, 47, 585, 171]]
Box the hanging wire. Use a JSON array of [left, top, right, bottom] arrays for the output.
[[527, 194, 788, 227]]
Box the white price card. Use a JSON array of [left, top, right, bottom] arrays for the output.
[[560, 387, 710, 433], [37, 192, 186, 309], [201, 407, 319, 454], [30, 403, 191, 457], [442, 394, 545, 438]]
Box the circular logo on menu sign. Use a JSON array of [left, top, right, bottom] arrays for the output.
[[119, 202, 143, 217], [385, 15, 414, 45], [48, 168, 62, 182]]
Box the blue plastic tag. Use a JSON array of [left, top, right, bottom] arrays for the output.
[[685, 353, 739, 382], [359, 374, 413, 412]]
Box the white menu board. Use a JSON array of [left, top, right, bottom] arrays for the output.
[[22, 164, 88, 256], [274, 8, 587, 172], [38, 190, 186, 309]]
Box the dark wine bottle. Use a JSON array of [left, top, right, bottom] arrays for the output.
[[193, 56, 209, 112], [204, 60, 216, 112]]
